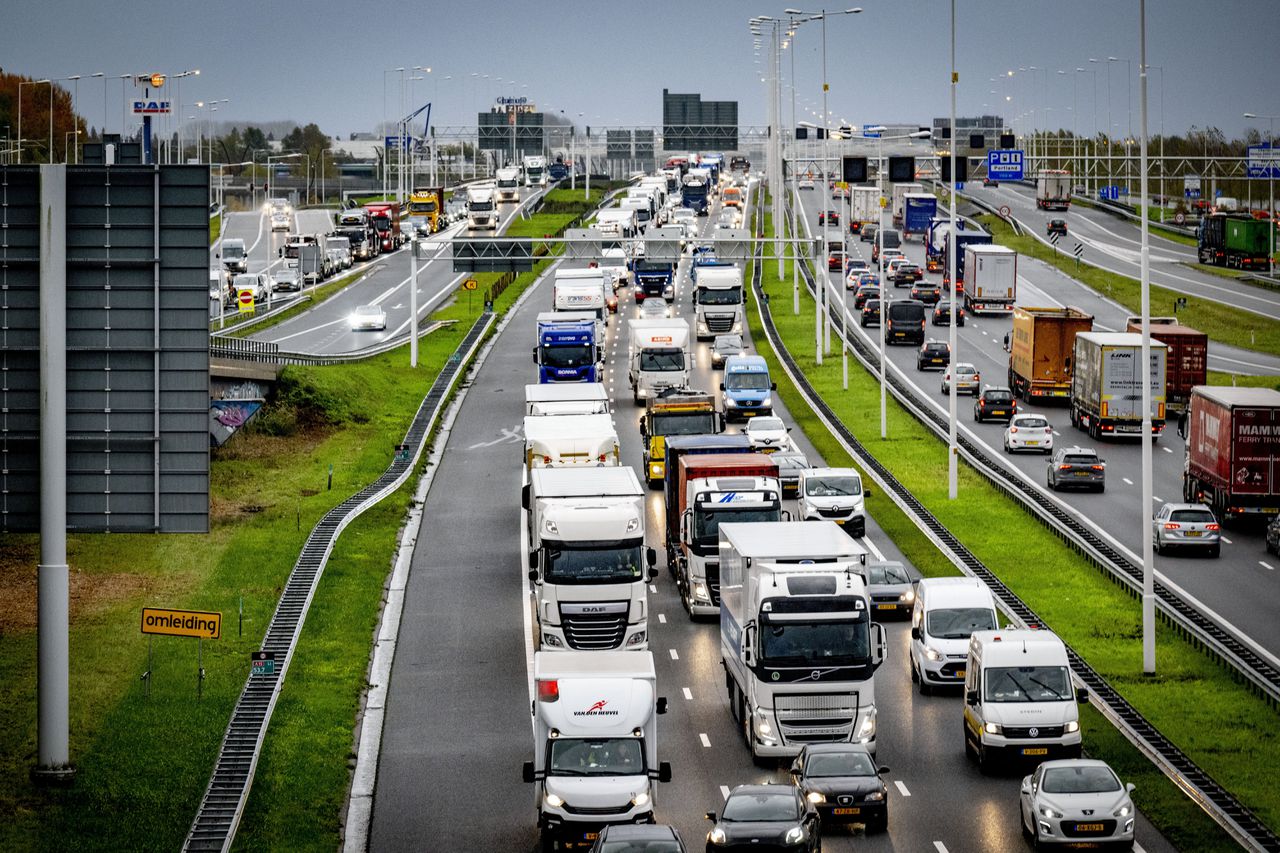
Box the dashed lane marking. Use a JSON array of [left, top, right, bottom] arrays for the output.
[[1123, 477, 1134, 485], [720, 785, 731, 800], [669, 648, 679, 660], [933, 843, 949, 853], [894, 781, 911, 797], [700, 733, 711, 748], [650, 584, 658, 594], [683, 687, 693, 700], [1261, 561, 1275, 571], [658, 613, 667, 624]]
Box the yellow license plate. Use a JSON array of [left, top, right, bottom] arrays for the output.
[[584, 833, 598, 841], [1026, 440, 1038, 445], [877, 603, 898, 610], [956, 669, 966, 678], [1022, 747, 1049, 756], [1185, 531, 1201, 537], [833, 807, 861, 815], [1074, 823, 1105, 832]]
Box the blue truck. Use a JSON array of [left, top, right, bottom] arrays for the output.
[[941, 230, 994, 289], [631, 259, 677, 302], [902, 193, 938, 241], [682, 176, 710, 215], [547, 161, 569, 182], [535, 312, 601, 383]]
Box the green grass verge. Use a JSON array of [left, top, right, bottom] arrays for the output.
[[1071, 197, 1199, 246], [978, 214, 1280, 359], [1207, 371, 1280, 390], [747, 201, 1270, 851], [210, 213, 222, 245]]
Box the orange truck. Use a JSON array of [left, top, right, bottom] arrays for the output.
[[1008, 306, 1094, 401], [722, 186, 743, 208]]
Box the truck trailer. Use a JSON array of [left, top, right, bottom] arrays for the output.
[[1183, 386, 1280, 519], [962, 244, 1017, 315], [901, 193, 938, 240], [891, 183, 924, 227], [1008, 306, 1094, 401], [1196, 213, 1272, 269], [1036, 170, 1072, 210], [1070, 332, 1168, 439], [1124, 317, 1208, 408]]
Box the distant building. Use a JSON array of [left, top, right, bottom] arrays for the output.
[[931, 115, 1007, 150], [663, 89, 738, 152]]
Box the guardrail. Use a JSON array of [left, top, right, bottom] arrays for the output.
[[183, 309, 496, 853], [210, 320, 456, 366], [749, 213, 1280, 851]]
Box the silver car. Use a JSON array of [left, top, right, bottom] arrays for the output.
[[1152, 502, 1221, 558], [711, 334, 746, 368], [349, 304, 387, 331], [770, 447, 808, 497], [1020, 759, 1136, 849], [866, 560, 914, 617], [272, 267, 301, 293]]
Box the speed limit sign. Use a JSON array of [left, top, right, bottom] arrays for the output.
[[999, 205, 1012, 218], [237, 287, 255, 314], [1174, 212, 1186, 225]]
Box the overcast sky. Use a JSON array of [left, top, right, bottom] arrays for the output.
[[5, 0, 1277, 143]]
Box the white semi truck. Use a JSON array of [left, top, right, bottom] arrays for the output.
[[523, 154, 548, 188], [466, 185, 498, 230], [522, 651, 672, 849], [523, 414, 620, 485], [525, 384, 611, 417], [719, 521, 885, 760], [627, 319, 691, 405], [524, 467, 657, 651], [692, 264, 744, 341], [962, 244, 1018, 315], [495, 166, 522, 203]]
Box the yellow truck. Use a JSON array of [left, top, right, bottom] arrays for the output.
[[638, 391, 723, 487], [407, 186, 445, 235]]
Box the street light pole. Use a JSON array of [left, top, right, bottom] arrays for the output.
[[1137, 0, 1155, 675], [1245, 112, 1278, 272], [947, 0, 959, 499]]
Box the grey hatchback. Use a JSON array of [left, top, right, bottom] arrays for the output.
[[1152, 502, 1221, 558], [1047, 446, 1105, 492]]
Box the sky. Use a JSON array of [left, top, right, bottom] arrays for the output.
[[4, 0, 1277, 144]]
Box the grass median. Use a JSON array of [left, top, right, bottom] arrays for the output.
[[746, 202, 1270, 851], [210, 213, 222, 245]]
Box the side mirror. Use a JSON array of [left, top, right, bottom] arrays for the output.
[[1076, 688, 1089, 705], [646, 547, 657, 567], [531, 347, 538, 364], [771, 382, 778, 390], [719, 382, 726, 391], [910, 626, 921, 640], [863, 487, 873, 498], [786, 426, 793, 433], [1020, 777, 1032, 794], [965, 689, 978, 705], [717, 413, 726, 431], [742, 624, 756, 667], [878, 766, 890, 775], [521, 484, 531, 511], [215, 252, 220, 259], [522, 761, 536, 783], [789, 759, 801, 775], [1126, 783, 1136, 794], [657, 761, 672, 783], [639, 420, 647, 437], [647, 567, 659, 582], [656, 697, 668, 715], [870, 622, 887, 667], [527, 568, 539, 583], [705, 812, 718, 822]]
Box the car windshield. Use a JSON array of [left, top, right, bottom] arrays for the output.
[[926, 607, 997, 639], [354, 307, 380, 318], [223, 245, 245, 258], [867, 563, 911, 585], [694, 506, 778, 546], [805, 476, 860, 497], [804, 751, 877, 778], [651, 412, 718, 436], [548, 738, 645, 777], [697, 288, 742, 305], [600, 840, 682, 853], [1041, 766, 1122, 795], [1170, 509, 1216, 523], [545, 543, 645, 584], [541, 344, 594, 368], [750, 417, 785, 433], [984, 665, 1071, 702], [726, 372, 770, 391], [639, 349, 685, 372], [760, 619, 870, 667], [722, 792, 800, 822], [1015, 417, 1048, 428], [715, 336, 743, 350]]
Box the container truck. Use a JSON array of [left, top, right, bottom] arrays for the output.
[[891, 183, 924, 226], [364, 202, 403, 251], [1182, 386, 1280, 518], [1124, 317, 1208, 408], [849, 186, 878, 233], [1008, 306, 1094, 401], [523, 154, 548, 187], [535, 312, 602, 383], [681, 173, 709, 215], [719, 521, 884, 760], [521, 651, 672, 849], [670, 455, 783, 617], [1069, 332, 1168, 439], [466, 185, 498, 231], [639, 391, 722, 486], [525, 383, 611, 417], [962, 244, 1018, 315], [523, 414, 620, 485], [693, 264, 745, 340], [523, 467, 657, 651], [1035, 170, 1072, 210], [407, 186, 444, 235], [628, 319, 690, 404], [941, 230, 994, 288], [1196, 213, 1272, 269], [902, 193, 938, 240], [495, 167, 522, 203]]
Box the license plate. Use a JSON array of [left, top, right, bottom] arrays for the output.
[[1185, 531, 1201, 537], [833, 807, 861, 816], [1074, 823, 1105, 833], [1074, 471, 1090, 476], [877, 603, 898, 610], [992, 410, 1008, 416], [1026, 440, 1038, 445], [584, 833, 599, 841], [1022, 747, 1049, 756]]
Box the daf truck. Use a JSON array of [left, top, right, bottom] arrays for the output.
[[495, 167, 522, 203], [523, 154, 548, 188], [521, 651, 672, 849], [1069, 332, 1168, 439], [628, 319, 691, 404], [523, 467, 657, 651], [693, 264, 745, 341], [466, 185, 498, 230], [719, 521, 884, 760]]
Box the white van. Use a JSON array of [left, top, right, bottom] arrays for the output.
[[909, 577, 998, 694], [963, 629, 1086, 772]]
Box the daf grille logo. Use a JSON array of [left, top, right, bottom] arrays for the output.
[[1028, 727, 1039, 738], [579, 606, 606, 613]]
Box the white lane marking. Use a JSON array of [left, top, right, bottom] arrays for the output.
[[862, 536, 886, 561], [1123, 477, 1134, 486], [720, 785, 731, 800], [650, 584, 658, 594], [1052, 429, 1062, 436], [933, 843, 948, 853], [1162, 446, 1173, 453], [683, 687, 693, 700], [700, 733, 712, 748], [1220, 536, 1232, 544], [658, 613, 667, 624], [1133, 843, 1148, 853], [1153, 495, 1164, 503], [1261, 561, 1275, 571], [894, 780, 911, 797], [669, 648, 679, 660]]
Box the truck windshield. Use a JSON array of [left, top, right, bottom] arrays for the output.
[[540, 344, 594, 368], [694, 506, 779, 546], [407, 201, 437, 213], [639, 349, 685, 372], [371, 216, 390, 230], [548, 737, 645, 777], [650, 412, 717, 436], [697, 287, 742, 305], [984, 665, 1071, 702], [545, 543, 644, 584], [726, 372, 770, 391], [760, 619, 869, 667], [497, 179, 518, 188], [634, 260, 671, 274], [926, 607, 996, 640], [469, 201, 494, 212]]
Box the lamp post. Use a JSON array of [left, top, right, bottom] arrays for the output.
[[169, 69, 199, 164], [1109, 57, 1132, 192], [1244, 112, 1278, 272], [946, 0, 958, 499], [1136, 0, 1155, 675]]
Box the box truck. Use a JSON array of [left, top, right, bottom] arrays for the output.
[[1035, 170, 1072, 210], [1008, 306, 1094, 401], [693, 264, 745, 340], [902, 193, 938, 240], [891, 183, 924, 226], [628, 319, 691, 404], [1069, 332, 1168, 439]]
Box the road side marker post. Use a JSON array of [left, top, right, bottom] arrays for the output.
[[1073, 241, 1084, 271], [140, 607, 222, 699]]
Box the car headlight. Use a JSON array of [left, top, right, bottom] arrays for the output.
[[784, 826, 805, 844], [544, 793, 565, 808], [806, 791, 825, 804], [923, 645, 943, 662], [724, 398, 738, 407], [900, 588, 915, 603], [631, 790, 651, 808], [984, 722, 1003, 735], [1114, 803, 1132, 818], [865, 789, 885, 801], [1038, 804, 1063, 819], [709, 827, 727, 845], [1063, 720, 1079, 734]]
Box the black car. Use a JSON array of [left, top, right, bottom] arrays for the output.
[[790, 744, 889, 833], [706, 785, 820, 852], [860, 298, 881, 327], [890, 262, 923, 285], [983, 177, 999, 187], [853, 284, 880, 310], [1047, 218, 1068, 236], [818, 210, 840, 226], [931, 300, 966, 326], [973, 385, 1017, 422], [1266, 515, 1280, 555], [591, 823, 687, 852], [910, 282, 942, 305], [916, 339, 951, 371]]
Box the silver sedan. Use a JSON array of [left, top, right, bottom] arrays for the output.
[[1020, 759, 1136, 849]]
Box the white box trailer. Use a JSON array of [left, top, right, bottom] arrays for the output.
[[627, 319, 691, 405], [523, 467, 657, 651], [962, 244, 1018, 315], [525, 384, 611, 417], [891, 182, 924, 226], [522, 651, 671, 848], [553, 268, 610, 330], [1070, 331, 1168, 438], [719, 521, 884, 759], [850, 185, 879, 226]]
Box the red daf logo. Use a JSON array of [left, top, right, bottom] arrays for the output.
[[586, 700, 608, 713]]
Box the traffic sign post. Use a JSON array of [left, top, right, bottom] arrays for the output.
[[251, 651, 276, 677], [464, 277, 478, 315], [987, 149, 1025, 181], [139, 607, 222, 698], [237, 286, 255, 314], [1072, 241, 1084, 271]]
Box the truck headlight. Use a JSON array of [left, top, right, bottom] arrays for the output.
[[724, 398, 738, 407], [1063, 720, 1079, 734], [856, 710, 876, 740], [694, 583, 710, 602], [784, 826, 805, 844], [543, 519, 559, 535], [545, 793, 565, 808], [625, 517, 640, 533], [542, 634, 563, 648], [753, 709, 775, 743], [631, 790, 651, 808], [625, 631, 646, 647], [923, 645, 942, 661]]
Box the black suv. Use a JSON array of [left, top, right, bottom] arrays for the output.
[[973, 386, 1016, 422], [1047, 218, 1068, 236], [1047, 446, 1106, 492], [916, 339, 951, 371]]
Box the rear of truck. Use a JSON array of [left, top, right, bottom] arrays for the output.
[[1009, 306, 1093, 400], [1184, 387, 1280, 518]]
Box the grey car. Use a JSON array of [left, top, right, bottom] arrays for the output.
[[1152, 502, 1221, 558], [770, 448, 809, 497], [711, 334, 746, 368], [866, 560, 914, 618], [1047, 446, 1105, 492]]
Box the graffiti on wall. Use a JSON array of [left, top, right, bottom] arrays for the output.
[[210, 399, 264, 447]]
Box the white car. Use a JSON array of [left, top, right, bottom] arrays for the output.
[[270, 212, 291, 231], [744, 415, 789, 450], [639, 299, 671, 320], [941, 363, 981, 396], [1004, 413, 1054, 454], [1020, 759, 1136, 849], [798, 177, 815, 190], [349, 304, 387, 331]]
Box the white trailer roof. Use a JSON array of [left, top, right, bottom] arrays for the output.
[[534, 650, 656, 680], [525, 384, 609, 404], [530, 466, 643, 498], [524, 413, 616, 443], [1076, 331, 1167, 349], [719, 521, 867, 560]]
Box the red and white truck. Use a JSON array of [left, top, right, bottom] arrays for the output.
[[1183, 387, 1280, 519], [363, 202, 403, 252]]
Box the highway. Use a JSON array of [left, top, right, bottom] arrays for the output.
[[794, 186, 1280, 666], [209, 206, 339, 322], [368, 187, 1175, 852]]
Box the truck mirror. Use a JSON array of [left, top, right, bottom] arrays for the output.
[[771, 382, 778, 390], [531, 347, 538, 364], [965, 689, 978, 705], [656, 696, 668, 715], [215, 252, 220, 259], [278, 248, 283, 258], [781, 510, 792, 521], [527, 568, 539, 582], [522, 761, 536, 783], [717, 413, 726, 431], [871, 622, 887, 666], [639, 420, 647, 437], [864, 487, 872, 497], [1076, 687, 1089, 705], [910, 626, 921, 640], [742, 624, 756, 667], [647, 566, 659, 582], [705, 812, 718, 822], [520, 484, 531, 511], [646, 547, 657, 567]]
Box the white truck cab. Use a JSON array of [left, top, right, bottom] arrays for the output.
[[963, 629, 1086, 772], [525, 384, 611, 417], [466, 185, 498, 230], [627, 319, 691, 405], [496, 166, 522, 203], [692, 264, 744, 341], [797, 467, 870, 537], [909, 577, 999, 694]]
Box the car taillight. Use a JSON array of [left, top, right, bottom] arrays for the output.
[[1010, 427, 1018, 433], [1164, 523, 1180, 530], [1206, 523, 1220, 531], [1045, 428, 1052, 434], [537, 679, 559, 702], [1091, 465, 1104, 471], [1059, 464, 1072, 470]]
